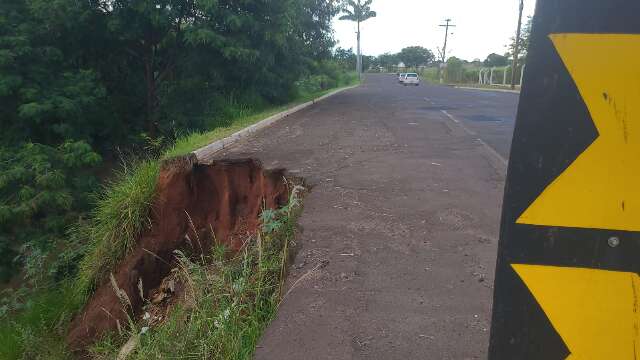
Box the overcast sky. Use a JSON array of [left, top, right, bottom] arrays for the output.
[[332, 0, 537, 61]]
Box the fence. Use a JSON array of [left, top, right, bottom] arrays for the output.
[[478, 65, 525, 86]]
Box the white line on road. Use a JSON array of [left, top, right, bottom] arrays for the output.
[[441, 110, 460, 124], [440, 110, 508, 168]]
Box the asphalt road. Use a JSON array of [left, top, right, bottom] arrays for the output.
[[215, 74, 518, 359], [420, 85, 519, 160]]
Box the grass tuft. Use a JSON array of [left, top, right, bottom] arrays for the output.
[[74, 159, 161, 297], [164, 80, 358, 160]]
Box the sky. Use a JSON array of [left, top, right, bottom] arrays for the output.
[[332, 0, 537, 61]]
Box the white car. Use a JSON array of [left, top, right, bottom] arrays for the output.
[[403, 73, 420, 86], [398, 73, 406, 83]]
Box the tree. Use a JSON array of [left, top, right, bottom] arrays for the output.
[[0, 141, 100, 283], [398, 46, 435, 68], [507, 16, 532, 62], [484, 53, 509, 67], [338, 0, 377, 78], [445, 57, 465, 83], [0, 0, 341, 285], [104, 1, 202, 137], [100, 0, 340, 137], [334, 47, 357, 70], [377, 52, 400, 70], [361, 55, 375, 71], [294, 0, 339, 60]]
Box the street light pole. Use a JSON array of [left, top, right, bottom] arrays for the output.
[[439, 19, 456, 83], [510, 0, 524, 89]]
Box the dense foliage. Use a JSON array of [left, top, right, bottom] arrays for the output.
[[333, 46, 375, 72], [398, 46, 435, 68], [483, 53, 509, 67], [0, 0, 340, 284], [443, 57, 481, 83], [376, 52, 400, 69], [507, 16, 532, 62], [364, 46, 436, 72]]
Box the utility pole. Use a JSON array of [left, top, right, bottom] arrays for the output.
[[439, 19, 456, 83], [357, 20, 361, 80], [354, 0, 362, 80], [510, 0, 524, 89]]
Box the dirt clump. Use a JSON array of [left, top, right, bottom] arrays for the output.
[[66, 156, 289, 353]]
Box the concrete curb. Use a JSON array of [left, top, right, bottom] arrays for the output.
[[454, 86, 520, 94], [193, 84, 359, 162]]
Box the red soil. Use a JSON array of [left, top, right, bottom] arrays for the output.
[[66, 156, 289, 352]]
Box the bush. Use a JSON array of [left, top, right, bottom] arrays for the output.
[[420, 67, 440, 83], [295, 61, 358, 98], [0, 141, 101, 284]]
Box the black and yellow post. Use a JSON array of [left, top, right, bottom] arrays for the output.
[[489, 0, 640, 359]]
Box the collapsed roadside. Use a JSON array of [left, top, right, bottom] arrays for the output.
[[0, 80, 356, 359]]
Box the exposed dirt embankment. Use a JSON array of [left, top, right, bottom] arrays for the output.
[[66, 156, 289, 352]]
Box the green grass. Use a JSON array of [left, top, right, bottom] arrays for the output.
[[420, 67, 440, 83], [0, 282, 82, 359], [164, 105, 292, 159], [75, 159, 161, 298], [164, 81, 358, 159]]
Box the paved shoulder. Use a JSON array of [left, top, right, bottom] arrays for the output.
[[218, 74, 505, 359]]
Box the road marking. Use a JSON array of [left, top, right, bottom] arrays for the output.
[[476, 139, 508, 168], [440, 109, 508, 168], [441, 110, 460, 123]]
